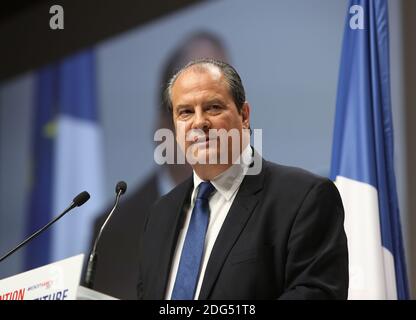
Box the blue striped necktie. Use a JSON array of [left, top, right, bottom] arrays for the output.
[[171, 181, 216, 300]]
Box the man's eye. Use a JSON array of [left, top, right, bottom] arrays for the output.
[[178, 109, 193, 117], [209, 104, 222, 110]]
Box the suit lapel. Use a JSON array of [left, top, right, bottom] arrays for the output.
[[198, 159, 266, 299], [152, 177, 193, 299]]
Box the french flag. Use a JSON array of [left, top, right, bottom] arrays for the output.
[[330, 0, 409, 299]]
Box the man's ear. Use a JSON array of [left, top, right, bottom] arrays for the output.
[[241, 102, 250, 129]]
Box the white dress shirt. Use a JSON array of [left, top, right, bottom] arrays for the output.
[[165, 145, 252, 299]]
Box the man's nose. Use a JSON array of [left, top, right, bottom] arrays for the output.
[[192, 108, 210, 131]]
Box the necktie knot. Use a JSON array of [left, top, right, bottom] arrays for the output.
[[196, 181, 215, 200]]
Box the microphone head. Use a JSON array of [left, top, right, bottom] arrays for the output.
[[116, 181, 127, 195], [73, 191, 90, 207]]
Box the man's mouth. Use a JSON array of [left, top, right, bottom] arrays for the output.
[[191, 136, 216, 147]]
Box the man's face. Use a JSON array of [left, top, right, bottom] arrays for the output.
[[171, 65, 250, 166]]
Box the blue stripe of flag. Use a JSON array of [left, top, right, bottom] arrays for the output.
[[59, 51, 97, 121], [25, 67, 57, 270]]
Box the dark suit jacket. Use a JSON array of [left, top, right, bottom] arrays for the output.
[[137, 157, 349, 299], [89, 173, 160, 299]]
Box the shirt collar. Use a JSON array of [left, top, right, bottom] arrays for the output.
[[192, 145, 253, 202]]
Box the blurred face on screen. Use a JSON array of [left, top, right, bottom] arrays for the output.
[[171, 65, 250, 179], [183, 37, 228, 63]]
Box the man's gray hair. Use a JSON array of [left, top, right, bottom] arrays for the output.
[[165, 58, 246, 114]]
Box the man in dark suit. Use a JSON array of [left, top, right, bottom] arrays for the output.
[[90, 32, 229, 299], [137, 59, 349, 299]]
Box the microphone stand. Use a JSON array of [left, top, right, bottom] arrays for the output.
[[0, 191, 90, 263], [84, 189, 123, 289], [0, 203, 75, 263]]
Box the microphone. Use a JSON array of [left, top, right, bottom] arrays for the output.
[[0, 191, 90, 263], [84, 181, 127, 289]]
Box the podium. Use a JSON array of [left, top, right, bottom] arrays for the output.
[[0, 254, 118, 300], [77, 286, 118, 300]]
